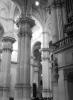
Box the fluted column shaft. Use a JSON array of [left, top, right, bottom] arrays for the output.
[[0, 36, 15, 100], [15, 17, 35, 100]]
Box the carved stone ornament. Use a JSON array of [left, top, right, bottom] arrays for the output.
[[17, 17, 35, 28], [2, 36, 15, 52], [2, 36, 16, 43], [17, 17, 35, 37]]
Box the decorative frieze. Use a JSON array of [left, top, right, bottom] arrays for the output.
[[51, 55, 59, 83], [64, 21, 73, 35]]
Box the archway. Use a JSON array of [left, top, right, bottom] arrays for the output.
[[32, 41, 42, 98]]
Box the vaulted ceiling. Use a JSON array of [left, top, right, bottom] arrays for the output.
[[0, 0, 54, 32], [0, 0, 55, 61]]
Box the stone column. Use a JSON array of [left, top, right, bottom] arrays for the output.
[[54, 0, 64, 39], [0, 36, 15, 100], [41, 31, 52, 98], [15, 17, 35, 100], [41, 48, 51, 98]]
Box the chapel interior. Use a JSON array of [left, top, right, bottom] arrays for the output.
[[0, 0, 73, 100]]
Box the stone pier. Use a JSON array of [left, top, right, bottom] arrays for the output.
[[15, 17, 35, 100]]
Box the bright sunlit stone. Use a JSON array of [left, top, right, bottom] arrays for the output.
[[35, 1, 40, 6]]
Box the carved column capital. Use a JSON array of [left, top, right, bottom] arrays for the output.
[[17, 17, 35, 38], [17, 17, 35, 28], [52, 0, 65, 8], [41, 48, 50, 61], [2, 36, 16, 52]]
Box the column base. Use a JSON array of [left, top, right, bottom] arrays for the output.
[[42, 89, 51, 98], [15, 83, 31, 100], [0, 86, 10, 100]]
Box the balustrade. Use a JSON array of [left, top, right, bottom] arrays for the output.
[[50, 35, 73, 52]]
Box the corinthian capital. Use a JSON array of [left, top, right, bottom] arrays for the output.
[[17, 17, 35, 37], [17, 17, 35, 28]]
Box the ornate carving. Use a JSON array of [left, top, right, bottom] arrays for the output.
[[41, 48, 50, 61], [52, 0, 64, 8], [2, 36, 15, 52], [64, 21, 73, 35], [17, 17, 35, 28], [41, 48, 49, 52], [2, 36, 15, 43], [52, 56, 59, 83], [50, 35, 73, 53], [41, 56, 50, 61], [17, 17, 35, 37]]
